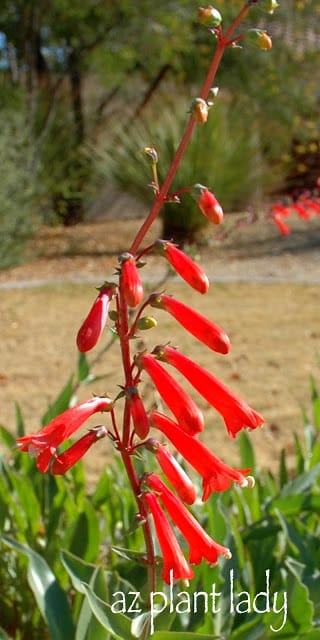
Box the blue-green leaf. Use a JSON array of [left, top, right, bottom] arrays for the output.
[[2, 536, 74, 640], [81, 582, 134, 640], [152, 633, 223, 639]]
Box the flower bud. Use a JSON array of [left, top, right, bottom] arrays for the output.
[[258, 0, 279, 14], [76, 284, 115, 352], [119, 252, 144, 308], [127, 387, 150, 439], [198, 6, 222, 27], [190, 98, 208, 124], [137, 316, 158, 330], [245, 29, 272, 51], [193, 184, 223, 224], [154, 239, 209, 294]]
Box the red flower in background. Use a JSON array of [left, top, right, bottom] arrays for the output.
[[154, 240, 209, 294], [76, 284, 115, 352], [16, 396, 113, 472], [143, 491, 194, 584], [119, 253, 144, 308], [145, 473, 231, 564], [272, 212, 291, 236], [150, 293, 230, 355], [150, 411, 253, 501], [155, 345, 263, 438], [138, 352, 204, 435]]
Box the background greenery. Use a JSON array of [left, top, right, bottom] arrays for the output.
[[0, 0, 319, 262]]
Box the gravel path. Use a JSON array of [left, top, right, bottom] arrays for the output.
[[0, 214, 319, 288]]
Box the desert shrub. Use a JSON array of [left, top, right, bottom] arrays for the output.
[[95, 96, 271, 242], [0, 112, 38, 269]]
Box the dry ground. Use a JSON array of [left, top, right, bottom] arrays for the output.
[[1, 213, 320, 480]]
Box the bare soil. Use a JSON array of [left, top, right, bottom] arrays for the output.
[[1, 213, 320, 480]]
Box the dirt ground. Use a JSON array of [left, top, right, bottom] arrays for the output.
[[1, 213, 320, 480]]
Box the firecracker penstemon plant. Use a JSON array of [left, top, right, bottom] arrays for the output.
[[16, 1, 276, 634]]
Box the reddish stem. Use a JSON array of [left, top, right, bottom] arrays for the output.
[[117, 2, 253, 618], [129, 2, 251, 256]]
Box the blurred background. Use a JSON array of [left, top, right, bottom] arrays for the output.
[[0, 0, 319, 266]]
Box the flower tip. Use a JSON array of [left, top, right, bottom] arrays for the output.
[[240, 475, 255, 489], [224, 548, 232, 560]]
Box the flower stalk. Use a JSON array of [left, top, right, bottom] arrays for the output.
[[15, 2, 272, 623]]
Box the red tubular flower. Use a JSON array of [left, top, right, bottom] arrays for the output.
[[138, 352, 204, 435], [51, 426, 108, 475], [143, 491, 194, 584], [154, 240, 209, 295], [145, 473, 231, 564], [119, 253, 144, 307], [150, 293, 230, 355], [271, 203, 290, 217], [16, 396, 113, 472], [150, 411, 253, 501], [292, 204, 311, 220], [155, 345, 263, 438], [299, 198, 320, 214], [194, 184, 223, 225], [272, 213, 291, 236], [154, 443, 197, 505], [76, 284, 115, 352], [127, 387, 150, 439]]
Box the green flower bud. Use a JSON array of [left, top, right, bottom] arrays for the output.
[[259, 0, 279, 14], [137, 316, 158, 330], [198, 6, 222, 27], [245, 29, 272, 50], [108, 309, 118, 321]]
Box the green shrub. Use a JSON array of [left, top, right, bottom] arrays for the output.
[[0, 112, 38, 269], [95, 96, 274, 242]]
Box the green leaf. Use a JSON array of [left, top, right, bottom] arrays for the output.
[[2, 536, 74, 640], [294, 432, 305, 474], [279, 463, 320, 497], [238, 430, 255, 470], [263, 558, 314, 636], [81, 582, 134, 640], [270, 494, 320, 517], [6, 469, 41, 538], [230, 617, 265, 640], [310, 376, 320, 431], [279, 449, 288, 487], [0, 627, 10, 640], [0, 424, 16, 449], [42, 375, 74, 424], [78, 352, 90, 382], [15, 401, 25, 437], [61, 549, 99, 593], [152, 633, 223, 639], [68, 499, 100, 562], [76, 595, 107, 640]]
